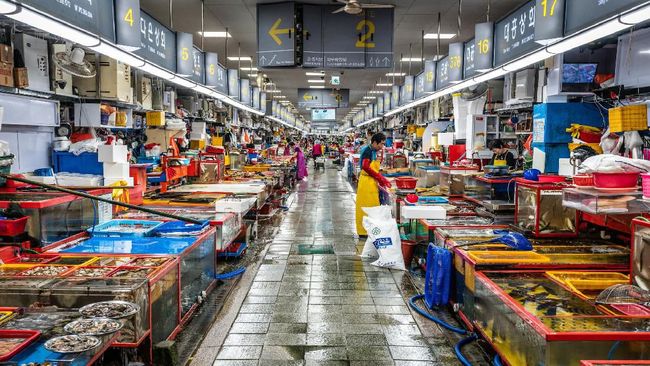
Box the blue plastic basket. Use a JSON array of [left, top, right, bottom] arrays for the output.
[[153, 220, 210, 236], [88, 219, 163, 237], [424, 244, 452, 309], [417, 196, 448, 204]]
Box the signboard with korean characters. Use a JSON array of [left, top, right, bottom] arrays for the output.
[[136, 11, 176, 71], [21, 0, 115, 41], [564, 0, 645, 36], [377, 93, 384, 114], [494, 0, 537, 67], [384, 91, 391, 111], [464, 38, 476, 78], [436, 56, 450, 90], [190, 47, 205, 84], [391, 85, 400, 108], [400, 75, 414, 105], [228, 69, 239, 99], [414, 72, 425, 99]]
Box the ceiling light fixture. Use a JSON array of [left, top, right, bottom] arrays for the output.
[[400, 57, 423, 62], [307, 79, 325, 83], [310, 85, 326, 89], [266, 89, 282, 93], [423, 33, 456, 40], [386, 72, 406, 77], [197, 31, 232, 38], [376, 83, 393, 87], [241, 67, 258, 71], [306, 71, 325, 76], [227, 56, 252, 61]]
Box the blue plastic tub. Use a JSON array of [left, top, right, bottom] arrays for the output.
[[52, 152, 102, 175], [153, 220, 210, 236], [418, 196, 449, 204], [424, 243, 452, 309], [88, 219, 163, 237]]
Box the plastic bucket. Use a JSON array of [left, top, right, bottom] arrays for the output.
[[401, 239, 417, 268], [593, 172, 639, 189]]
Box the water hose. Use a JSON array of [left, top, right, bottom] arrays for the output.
[[408, 294, 468, 335], [454, 334, 479, 366], [215, 267, 246, 280]]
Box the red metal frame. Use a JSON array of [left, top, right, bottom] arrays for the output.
[[0, 329, 40, 361], [0, 189, 111, 209], [475, 271, 650, 342], [581, 362, 650, 366], [514, 178, 578, 238]]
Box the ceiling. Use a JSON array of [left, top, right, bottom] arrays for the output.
[[141, 0, 527, 126]]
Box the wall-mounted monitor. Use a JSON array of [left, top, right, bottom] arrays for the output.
[[311, 108, 336, 121]]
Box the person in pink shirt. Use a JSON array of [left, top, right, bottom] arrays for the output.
[[312, 140, 323, 165]]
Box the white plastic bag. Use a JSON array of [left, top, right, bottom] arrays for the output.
[[361, 205, 405, 270], [578, 154, 650, 174]]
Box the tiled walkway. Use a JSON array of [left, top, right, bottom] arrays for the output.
[[203, 165, 471, 365]]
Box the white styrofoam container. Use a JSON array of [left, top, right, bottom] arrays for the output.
[[189, 133, 207, 140], [191, 122, 207, 131], [214, 197, 257, 213], [55, 173, 103, 187], [104, 176, 134, 187], [400, 205, 447, 220], [103, 162, 130, 178], [98, 144, 128, 163]]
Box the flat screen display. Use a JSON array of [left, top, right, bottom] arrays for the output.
[[312, 108, 336, 121], [562, 63, 597, 84]]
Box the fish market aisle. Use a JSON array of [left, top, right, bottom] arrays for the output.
[[192, 166, 469, 365]]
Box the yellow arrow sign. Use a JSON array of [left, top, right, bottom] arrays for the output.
[[269, 18, 290, 46], [303, 93, 313, 101]]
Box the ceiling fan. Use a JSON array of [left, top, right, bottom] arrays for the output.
[[332, 0, 394, 15]]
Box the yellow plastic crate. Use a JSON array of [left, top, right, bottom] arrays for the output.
[[466, 251, 551, 264], [190, 139, 206, 150], [0, 311, 14, 325], [608, 104, 648, 132], [146, 111, 166, 127], [546, 271, 629, 299]]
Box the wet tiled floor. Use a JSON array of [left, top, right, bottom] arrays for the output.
[[195, 164, 488, 365]]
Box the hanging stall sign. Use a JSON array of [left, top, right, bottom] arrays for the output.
[[204, 52, 219, 87], [436, 56, 450, 90], [240, 79, 251, 105], [534, 0, 565, 44], [297, 88, 349, 108], [494, 0, 537, 67], [377, 93, 384, 114], [260, 92, 267, 112], [215, 63, 227, 95], [272, 101, 278, 116], [391, 85, 400, 108], [21, 0, 115, 41], [176, 32, 194, 76], [474, 22, 494, 72], [384, 91, 391, 111], [228, 69, 240, 99], [423, 60, 436, 93], [464, 38, 476, 78], [414, 73, 425, 100], [399, 75, 414, 105], [252, 87, 260, 110], [565, 0, 645, 36], [257, 2, 296, 67], [114, 0, 141, 50], [365, 8, 394, 68], [190, 47, 205, 84], [136, 12, 176, 72], [303, 4, 324, 68], [448, 42, 464, 83]]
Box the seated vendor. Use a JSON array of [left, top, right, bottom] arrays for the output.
[[489, 139, 517, 169]]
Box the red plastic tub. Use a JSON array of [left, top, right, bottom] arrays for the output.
[[537, 175, 566, 183], [0, 329, 41, 361], [593, 172, 639, 189], [395, 177, 418, 189], [572, 174, 594, 187], [0, 216, 29, 237]]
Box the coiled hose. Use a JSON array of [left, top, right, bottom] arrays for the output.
[[493, 354, 504, 366], [408, 294, 468, 335], [455, 334, 479, 366]]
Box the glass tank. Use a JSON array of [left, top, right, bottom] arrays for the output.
[[516, 181, 577, 237]]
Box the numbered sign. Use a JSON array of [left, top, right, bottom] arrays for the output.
[[135, 12, 176, 72], [253, 87, 260, 110], [204, 52, 219, 87], [364, 8, 394, 68], [115, 0, 141, 50], [494, 0, 538, 67], [565, 0, 644, 36], [303, 4, 324, 68], [377, 93, 384, 114], [391, 85, 400, 109], [448, 43, 464, 83], [260, 92, 267, 113], [384, 91, 391, 111], [535, 0, 565, 44], [474, 22, 494, 72], [228, 69, 239, 99], [424, 60, 436, 93], [176, 32, 194, 76]]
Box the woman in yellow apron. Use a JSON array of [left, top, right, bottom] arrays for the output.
[[489, 139, 517, 169], [356, 133, 392, 236]]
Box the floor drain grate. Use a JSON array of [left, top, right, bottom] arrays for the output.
[[297, 244, 335, 254]]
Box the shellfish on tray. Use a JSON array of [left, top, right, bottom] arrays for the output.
[[44, 334, 100, 353], [64, 317, 122, 336], [79, 301, 139, 319], [19, 266, 70, 277]]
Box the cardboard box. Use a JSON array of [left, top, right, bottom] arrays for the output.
[[13, 67, 28, 88], [146, 111, 165, 127], [103, 162, 130, 178], [98, 144, 128, 163], [0, 44, 12, 64], [0, 62, 14, 87], [190, 139, 206, 150]]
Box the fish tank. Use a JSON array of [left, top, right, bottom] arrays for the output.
[[49, 278, 149, 345], [439, 166, 480, 196], [631, 219, 650, 292], [563, 188, 645, 214], [473, 271, 650, 366], [515, 179, 577, 237], [51, 228, 217, 321], [581, 361, 650, 366], [465, 175, 517, 202], [0, 278, 55, 307], [0, 190, 112, 246]]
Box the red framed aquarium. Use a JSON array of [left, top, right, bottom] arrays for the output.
[[514, 179, 578, 238]]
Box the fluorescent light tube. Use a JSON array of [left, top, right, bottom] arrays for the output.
[[547, 19, 628, 54], [7, 4, 99, 46], [386, 73, 406, 77], [140, 63, 175, 80], [307, 79, 325, 83], [197, 31, 231, 38], [423, 33, 456, 40], [91, 42, 145, 67], [376, 83, 393, 86], [400, 58, 423, 62], [228, 56, 252, 61]]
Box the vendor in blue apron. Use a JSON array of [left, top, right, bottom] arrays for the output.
[[489, 139, 517, 169]]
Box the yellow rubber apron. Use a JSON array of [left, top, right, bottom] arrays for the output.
[[355, 159, 381, 236]]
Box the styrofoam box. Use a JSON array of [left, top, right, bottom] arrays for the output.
[[56, 173, 103, 187], [103, 162, 130, 178], [104, 176, 134, 187], [98, 144, 128, 163], [191, 122, 207, 131], [401, 205, 447, 220], [189, 133, 207, 140], [214, 197, 257, 213]]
